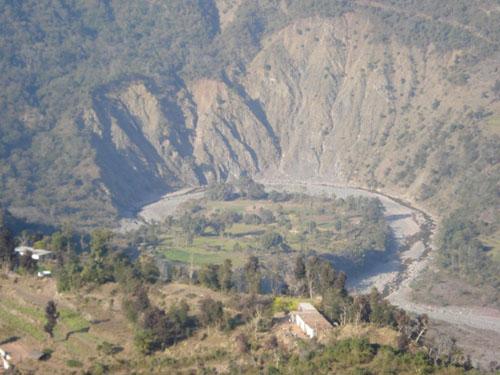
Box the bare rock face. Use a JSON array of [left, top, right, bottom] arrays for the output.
[[241, 14, 499, 197], [85, 82, 198, 212], [84, 13, 500, 214], [214, 0, 243, 31], [190, 78, 280, 182]]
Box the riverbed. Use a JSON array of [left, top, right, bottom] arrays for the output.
[[120, 181, 500, 361]]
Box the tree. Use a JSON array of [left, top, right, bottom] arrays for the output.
[[81, 229, 114, 284], [56, 254, 82, 292], [259, 208, 275, 224], [318, 261, 336, 297], [244, 256, 261, 294], [414, 314, 429, 344], [137, 303, 193, 353], [368, 287, 394, 326], [19, 251, 37, 274], [321, 287, 346, 324], [140, 256, 160, 284], [90, 229, 113, 259], [50, 231, 66, 252], [0, 222, 16, 270], [236, 175, 267, 200], [305, 220, 317, 235], [260, 231, 283, 249], [179, 214, 207, 237], [293, 255, 306, 281], [198, 298, 224, 328], [44, 300, 59, 338], [207, 218, 226, 236], [123, 285, 150, 323], [305, 255, 320, 299], [134, 329, 156, 355], [200, 264, 220, 290], [334, 271, 347, 294], [206, 182, 234, 201], [219, 259, 233, 292], [352, 295, 371, 325]]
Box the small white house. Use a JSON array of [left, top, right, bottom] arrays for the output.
[[15, 246, 53, 261], [0, 348, 11, 370], [290, 302, 333, 339]]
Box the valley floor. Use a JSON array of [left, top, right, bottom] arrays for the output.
[[125, 180, 500, 368]]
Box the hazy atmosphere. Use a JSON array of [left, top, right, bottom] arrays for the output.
[[0, 1, 499, 374]]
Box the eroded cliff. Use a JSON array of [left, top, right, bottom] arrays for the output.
[[82, 12, 499, 221]]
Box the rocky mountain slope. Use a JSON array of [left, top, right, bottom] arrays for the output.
[[1, 1, 498, 259], [78, 9, 500, 224]]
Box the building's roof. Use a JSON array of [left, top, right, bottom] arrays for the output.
[[15, 246, 52, 257], [294, 303, 333, 331], [298, 302, 317, 311]]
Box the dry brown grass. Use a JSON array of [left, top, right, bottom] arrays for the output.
[[335, 323, 399, 348]]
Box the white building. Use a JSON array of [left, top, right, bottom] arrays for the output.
[[15, 246, 53, 260], [290, 302, 333, 339], [0, 348, 11, 370]]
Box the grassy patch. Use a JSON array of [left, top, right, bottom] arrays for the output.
[[226, 223, 264, 236], [161, 247, 244, 266], [0, 304, 46, 341], [59, 308, 89, 331], [66, 359, 84, 368], [1, 298, 45, 320]]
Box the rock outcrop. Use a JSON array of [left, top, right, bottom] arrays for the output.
[[84, 13, 499, 218]]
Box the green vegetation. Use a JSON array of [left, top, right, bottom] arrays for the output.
[[0, 303, 46, 341], [0, 0, 498, 227], [144, 182, 391, 278], [0, 213, 485, 374], [66, 359, 83, 368], [437, 211, 500, 300], [274, 337, 472, 375], [0, 1, 499, 371]]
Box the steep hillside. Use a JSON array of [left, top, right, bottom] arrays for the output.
[[1, 1, 499, 286], [1, 0, 498, 219]]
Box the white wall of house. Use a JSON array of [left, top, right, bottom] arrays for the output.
[[294, 314, 316, 338]]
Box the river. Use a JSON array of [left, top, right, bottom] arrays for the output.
[[120, 181, 500, 357]]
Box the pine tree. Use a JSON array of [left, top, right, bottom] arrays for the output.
[[334, 271, 347, 294], [219, 259, 233, 292], [44, 300, 59, 338], [0, 216, 16, 270], [293, 255, 307, 296], [318, 261, 337, 297], [244, 256, 261, 294]]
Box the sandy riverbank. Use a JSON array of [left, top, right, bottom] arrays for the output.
[[120, 181, 500, 366]]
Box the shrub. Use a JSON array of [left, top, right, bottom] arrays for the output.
[[66, 359, 83, 368]]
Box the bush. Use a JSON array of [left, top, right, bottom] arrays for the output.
[[272, 296, 299, 313], [328, 338, 376, 366], [260, 231, 283, 249], [66, 359, 84, 368], [198, 298, 225, 328]]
